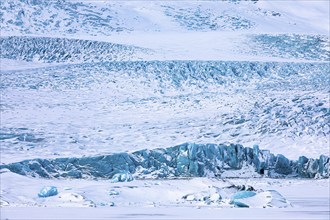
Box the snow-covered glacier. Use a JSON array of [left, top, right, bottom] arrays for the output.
[[1, 60, 329, 163], [1, 0, 329, 35], [0, 36, 152, 63], [1, 0, 329, 218]]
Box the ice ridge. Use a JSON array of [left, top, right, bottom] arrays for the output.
[[1, 143, 328, 179]]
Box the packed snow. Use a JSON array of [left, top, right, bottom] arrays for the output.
[[1, 170, 329, 219]]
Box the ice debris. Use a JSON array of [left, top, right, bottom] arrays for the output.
[[38, 186, 58, 198], [98, 202, 115, 207], [231, 191, 257, 200], [0, 198, 9, 207], [230, 191, 257, 208], [111, 172, 134, 183], [181, 184, 290, 208], [1, 143, 329, 179], [182, 190, 222, 205], [232, 190, 292, 208], [109, 190, 120, 196]]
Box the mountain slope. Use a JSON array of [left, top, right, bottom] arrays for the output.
[[1, 0, 329, 36]]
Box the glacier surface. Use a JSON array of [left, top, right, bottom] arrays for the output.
[[0, 36, 152, 63], [0, 0, 329, 216], [1, 59, 329, 163]]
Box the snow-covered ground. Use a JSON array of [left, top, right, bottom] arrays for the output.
[[1, 171, 329, 219], [0, 0, 329, 219]]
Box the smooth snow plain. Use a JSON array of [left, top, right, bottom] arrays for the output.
[[1, 170, 329, 219], [0, 0, 329, 219]]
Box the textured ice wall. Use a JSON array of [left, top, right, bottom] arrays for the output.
[[0, 36, 151, 63], [1, 35, 329, 64], [249, 34, 329, 61], [2, 59, 329, 89], [1, 143, 328, 179]]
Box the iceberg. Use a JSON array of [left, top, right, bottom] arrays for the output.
[[232, 190, 292, 208], [38, 186, 58, 198], [111, 172, 134, 183], [230, 190, 257, 207], [181, 189, 222, 204], [231, 191, 257, 200], [233, 200, 250, 208]]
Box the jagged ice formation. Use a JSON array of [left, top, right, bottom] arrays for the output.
[[1, 143, 329, 179]]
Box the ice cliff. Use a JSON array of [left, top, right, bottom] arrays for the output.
[[1, 143, 328, 179]]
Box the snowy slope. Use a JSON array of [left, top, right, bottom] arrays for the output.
[[1, 0, 329, 35], [1, 0, 329, 62]]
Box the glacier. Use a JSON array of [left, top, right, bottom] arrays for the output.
[[1, 0, 330, 217], [0, 36, 152, 63], [1, 35, 329, 63], [1, 59, 329, 163], [2, 59, 329, 88], [1, 143, 328, 179], [249, 34, 329, 61]]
